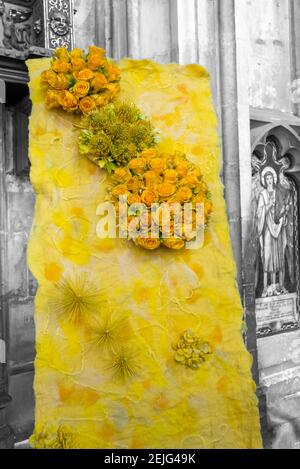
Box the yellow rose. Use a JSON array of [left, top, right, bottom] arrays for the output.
[[73, 68, 94, 81], [73, 80, 90, 98], [45, 90, 61, 109], [88, 46, 106, 57], [87, 53, 105, 71], [193, 193, 205, 204], [163, 238, 185, 250], [40, 69, 56, 87], [128, 194, 142, 205], [79, 96, 96, 114], [105, 82, 120, 98], [112, 185, 129, 199], [51, 59, 71, 74], [93, 92, 111, 107], [54, 47, 70, 61], [105, 61, 121, 81], [176, 187, 193, 203], [91, 72, 108, 92], [141, 189, 158, 207], [140, 148, 158, 161], [144, 170, 158, 188], [58, 90, 78, 112], [112, 167, 131, 183], [71, 57, 86, 71], [70, 48, 83, 58], [149, 158, 166, 174], [157, 182, 176, 199], [136, 237, 161, 251], [179, 174, 199, 189], [127, 177, 142, 193], [128, 158, 145, 174], [164, 169, 178, 184], [176, 162, 189, 178]]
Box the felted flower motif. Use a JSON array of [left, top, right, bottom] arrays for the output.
[[173, 330, 212, 370]]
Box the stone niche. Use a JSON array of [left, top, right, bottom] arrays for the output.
[[0, 0, 74, 59], [248, 121, 300, 448]]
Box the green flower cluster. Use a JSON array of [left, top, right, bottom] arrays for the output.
[[173, 330, 212, 370], [78, 102, 158, 173]]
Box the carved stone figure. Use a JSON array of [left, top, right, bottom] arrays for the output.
[[49, 10, 69, 36]]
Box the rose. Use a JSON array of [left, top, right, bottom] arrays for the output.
[[73, 68, 94, 81], [176, 162, 189, 178], [193, 193, 205, 204], [144, 170, 157, 188], [58, 90, 78, 112], [163, 237, 185, 250], [79, 96, 96, 114], [136, 237, 161, 251], [112, 167, 131, 183], [91, 73, 108, 92], [71, 57, 86, 71], [149, 158, 166, 174], [87, 52, 105, 71], [112, 185, 129, 198], [89, 46, 106, 57], [73, 80, 90, 98], [126, 177, 142, 193], [93, 92, 111, 107], [105, 62, 121, 81], [54, 47, 70, 61], [70, 48, 83, 58], [176, 187, 193, 203], [40, 69, 57, 87], [45, 90, 61, 109], [140, 148, 158, 161], [47, 72, 70, 90], [164, 169, 178, 184], [157, 182, 176, 199], [141, 189, 158, 207], [181, 174, 199, 189], [104, 82, 120, 97], [51, 60, 71, 74], [128, 194, 142, 205], [128, 158, 145, 174]]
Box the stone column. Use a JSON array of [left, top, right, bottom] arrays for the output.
[[0, 80, 14, 449]]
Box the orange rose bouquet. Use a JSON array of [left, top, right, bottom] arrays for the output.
[[40, 46, 120, 114], [110, 151, 213, 250]]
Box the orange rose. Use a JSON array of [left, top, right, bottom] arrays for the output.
[[180, 174, 199, 189], [73, 80, 90, 97], [176, 187, 193, 203], [51, 59, 71, 74], [73, 68, 94, 81], [128, 158, 145, 174], [79, 96, 96, 114], [104, 82, 120, 97], [40, 69, 56, 87], [54, 47, 70, 61], [45, 71, 70, 90], [105, 61, 121, 81], [45, 90, 61, 109], [176, 162, 189, 178], [112, 185, 129, 199], [126, 177, 142, 193], [58, 90, 78, 112], [93, 92, 111, 107], [70, 48, 83, 58], [164, 169, 178, 184], [136, 237, 161, 251], [88, 46, 106, 57], [163, 238, 185, 250], [157, 182, 176, 199], [141, 189, 158, 207], [144, 170, 158, 188], [71, 57, 86, 71], [112, 167, 131, 183], [128, 194, 142, 205], [91, 72, 108, 92], [193, 193, 205, 204], [87, 54, 105, 71], [149, 158, 166, 174], [140, 148, 158, 161]]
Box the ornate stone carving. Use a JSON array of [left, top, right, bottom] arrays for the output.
[[0, 0, 74, 59]]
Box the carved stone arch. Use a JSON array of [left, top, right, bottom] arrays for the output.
[[249, 124, 300, 338]]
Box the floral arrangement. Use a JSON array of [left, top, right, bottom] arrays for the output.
[[110, 149, 213, 250], [173, 330, 212, 370], [77, 102, 158, 173], [40, 46, 120, 114]]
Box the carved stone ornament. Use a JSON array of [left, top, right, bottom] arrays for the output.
[[0, 0, 74, 59]]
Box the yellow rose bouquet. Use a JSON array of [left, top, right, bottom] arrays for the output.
[[40, 46, 121, 114], [110, 150, 213, 250]]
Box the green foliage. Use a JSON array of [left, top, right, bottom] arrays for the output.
[[78, 102, 158, 172]]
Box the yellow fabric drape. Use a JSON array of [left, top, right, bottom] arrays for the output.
[[27, 57, 262, 449]]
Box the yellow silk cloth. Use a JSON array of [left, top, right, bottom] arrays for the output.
[[27, 57, 262, 449]]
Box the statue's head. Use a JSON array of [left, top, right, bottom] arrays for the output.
[[50, 11, 69, 36], [264, 171, 275, 189]]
